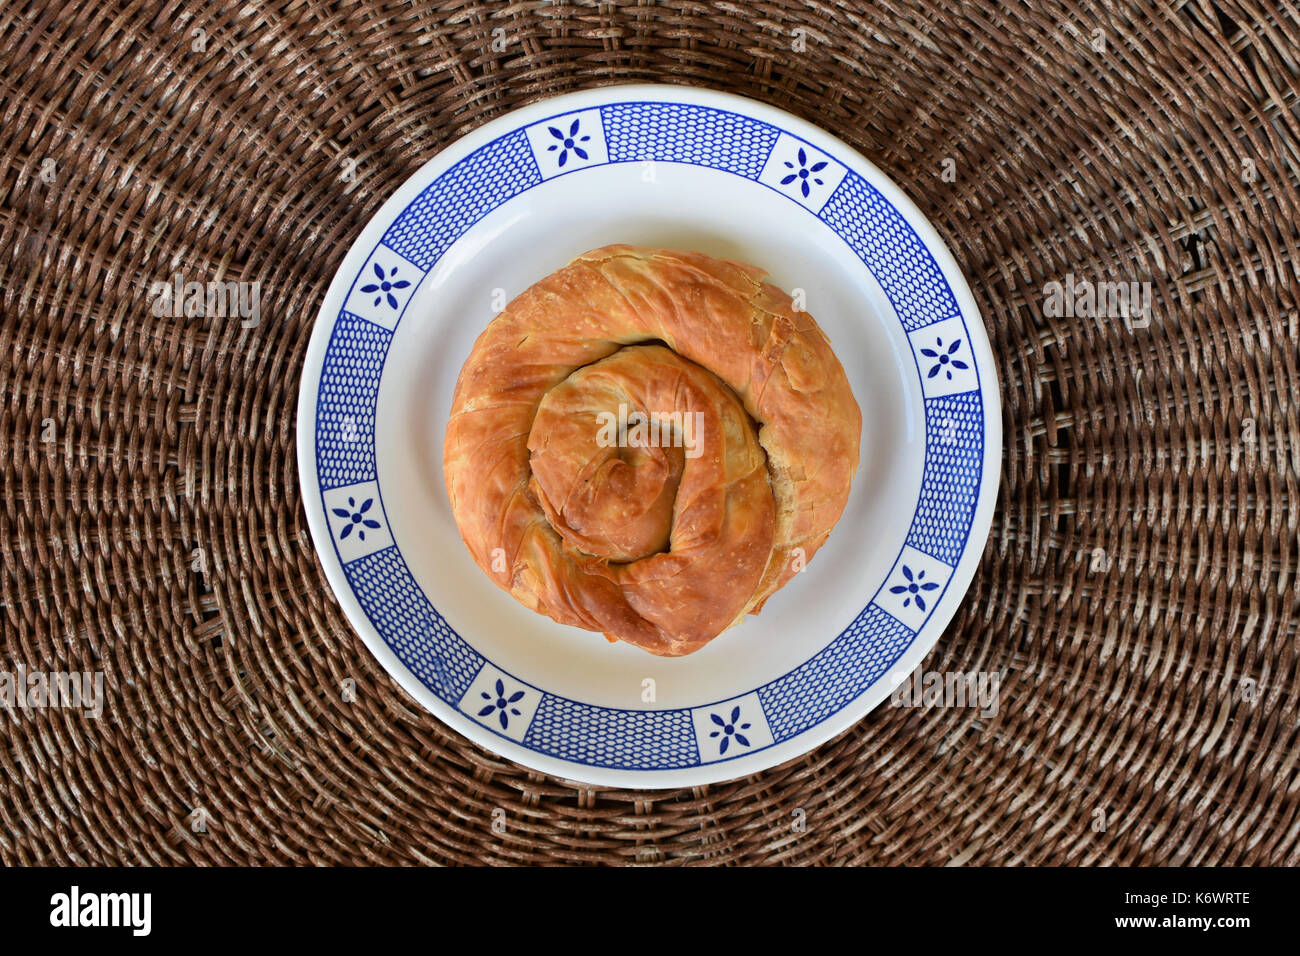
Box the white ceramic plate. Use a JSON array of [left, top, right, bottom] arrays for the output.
[[297, 84, 1001, 787]]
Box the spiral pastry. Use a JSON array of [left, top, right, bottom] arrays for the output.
[[444, 245, 861, 656]]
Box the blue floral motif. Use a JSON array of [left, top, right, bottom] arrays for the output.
[[479, 678, 525, 730], [547, 118, 591, 168], [332, 496, 381, 541], [708, 706, 752, 755], [920, 337, 969, 381], [889, 564, 940, 611], [780, 147, 828, 198], [360, 262, 411, 310]]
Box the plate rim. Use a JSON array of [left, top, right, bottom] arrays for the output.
[[296, 82, 1003, 788]]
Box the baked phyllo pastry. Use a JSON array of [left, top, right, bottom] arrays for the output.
[[444, 246, 861, 656]]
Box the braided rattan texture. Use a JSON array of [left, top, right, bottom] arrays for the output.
[[2, 0, 1298, 865]]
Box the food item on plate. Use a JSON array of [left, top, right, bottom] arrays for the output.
[[444, 245, 861, 656]]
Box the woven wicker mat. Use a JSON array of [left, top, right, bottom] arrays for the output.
[[2, 0, 1298, 866]]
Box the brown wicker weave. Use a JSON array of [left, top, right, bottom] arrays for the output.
[[1, 0, 1297, 866]]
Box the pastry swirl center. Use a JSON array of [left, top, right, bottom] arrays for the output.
[[527, 344, 762, 565]]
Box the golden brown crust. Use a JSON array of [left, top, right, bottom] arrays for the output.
[[443, 245, 861, 656]]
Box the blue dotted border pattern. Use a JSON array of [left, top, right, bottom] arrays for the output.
[[314, 100, 986, 771], [907, 393, 984, 565], [819, 172, 961, 333], [381, 129, 541, 271], [343, 546, 483, 705], [602, 101, 779, 177], [523, 697, 698, 770], [758, 603, 916, 743], [316, 312, 391, 492]]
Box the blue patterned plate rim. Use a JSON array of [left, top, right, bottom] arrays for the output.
[[296, 84, 1002, 788]]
